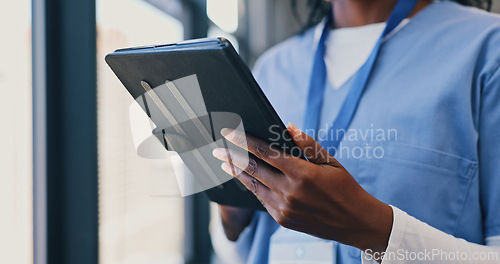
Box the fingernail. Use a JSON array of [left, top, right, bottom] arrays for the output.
[[287, 122, 300, 134], [212, 148, 226, 159], [221, 162, 242, 177], [221, 162, 231, 174], [221, 128, 234, 139]]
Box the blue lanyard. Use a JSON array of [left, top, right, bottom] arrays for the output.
[[302, 0, 419, 155]]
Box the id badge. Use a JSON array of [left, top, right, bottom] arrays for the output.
[[269, 226, 335, 264]]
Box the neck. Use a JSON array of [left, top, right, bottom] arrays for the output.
[[332, 0, 431, 28]]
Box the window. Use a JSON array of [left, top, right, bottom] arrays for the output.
[[0, 1, 32, 263], [97, 0, 184, 263]]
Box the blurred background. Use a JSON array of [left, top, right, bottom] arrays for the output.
[[1, 1, 500, 264]]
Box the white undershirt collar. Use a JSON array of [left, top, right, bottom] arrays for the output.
[[313, 18, 410, 89]]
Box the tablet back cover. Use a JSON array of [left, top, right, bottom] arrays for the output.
[[105, 38, 297, 210]]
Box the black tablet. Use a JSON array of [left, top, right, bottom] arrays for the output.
[[105, 37, 298, 210]]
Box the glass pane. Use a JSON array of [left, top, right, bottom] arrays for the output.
[[207, 0, 239, 33], [97, 0, 184, 263], [0, 1, 32, 263]]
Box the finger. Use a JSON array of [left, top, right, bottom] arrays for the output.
[[221, 128, 310, 176], [221, 162, 280, 209], [213, 148, 284, 189], [287, 123, 342, 168]]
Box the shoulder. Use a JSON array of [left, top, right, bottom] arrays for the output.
[[426, 1, 500, 43], [419, 1, 500, 42], [433, 1, 500, 25], [428, 1, 500, 82], [252, 28, 316, 85]]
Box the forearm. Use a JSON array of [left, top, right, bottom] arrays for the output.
[[219, 205, 254, 241], [363, 206, 500, 263]]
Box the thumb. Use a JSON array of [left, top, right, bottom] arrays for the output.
[[287, 123, 339, 166]]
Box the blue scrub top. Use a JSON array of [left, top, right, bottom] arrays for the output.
[[231, 1, 500, 263]]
